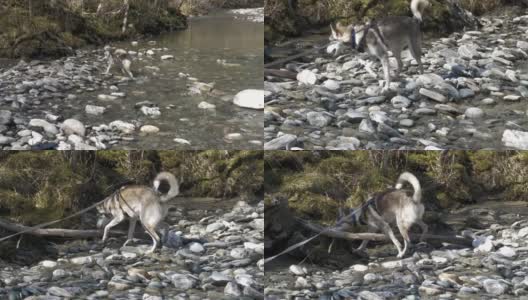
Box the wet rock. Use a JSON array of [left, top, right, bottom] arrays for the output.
[[233, 89, 264, 110], [483, 279, 507, 295], [465, 107, 484, 119], [140, 125, 160, 133], [161, 55, 174, 60], [61, 119, 85, 136], [264, 134, 297, 150], [30, 119, 59, 135], [420, 88, 447, 103], [170, 274, 196, 290], [297, 70, 318, 85], [141, 106, 161, 116], [85, 105, 106, 115], [289, 265, 308, 275], [224, 281, 241, 297], [109, 120, 135, 134], [391, 95, 411, 108], [0, 110, 12, 125], [198, 101, 216, 110], [502, 130, 528, 149], [307, 112, 332, 127]]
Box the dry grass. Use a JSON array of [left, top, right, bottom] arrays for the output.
[[460, 0, 502, 15]]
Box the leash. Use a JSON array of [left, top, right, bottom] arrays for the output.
[[264, 197, 379, 264], [0, 198, 108, 243]]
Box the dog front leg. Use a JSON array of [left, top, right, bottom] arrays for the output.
[[102, 214, 125, 242], [368, 206, 404, 257]]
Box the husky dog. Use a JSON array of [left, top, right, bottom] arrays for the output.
[[96, 172, 180, 253], [329, 0, 430, 91], [336, 172, 428, 258], [103, 46, 134, 79]]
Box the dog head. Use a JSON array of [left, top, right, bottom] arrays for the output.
[[95, 203, 111, 229], [330, 22, 359, 47]]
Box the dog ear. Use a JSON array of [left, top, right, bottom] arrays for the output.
[[330, 23, 341, 38]]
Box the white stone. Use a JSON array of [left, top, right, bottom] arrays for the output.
[[61, 119, 85, 136], [109, 120, 136, 134], [161, 55, 174, 60], [297, 69, 317, 85], [85, 104, 106, 115], [198, 101, 216, 110], [502, 130, 528, 149], [174, 138, 191, 145], [140, 125, 160, 133], [465, 107, 484, 119], [233, 89, 264, 110]]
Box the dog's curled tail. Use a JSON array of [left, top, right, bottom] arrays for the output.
[[411, 0, 430, 22], [395, 172, 422, 203], [153, 172, 180, 202]]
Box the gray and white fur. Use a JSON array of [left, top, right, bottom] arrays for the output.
[[96, 172, 180, 253], [329, 0, 430, 91], [103, 46, 134, 79], [336, 172, 428, 258]]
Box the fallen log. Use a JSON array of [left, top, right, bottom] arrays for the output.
[[0, 218, 124, 240], [264, 68, 297, 80], [296, 217, 473, 247], [264, 43, 330, 69]]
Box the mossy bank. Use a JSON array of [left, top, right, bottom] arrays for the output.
[[0, 0, 187, 59], [265, 151, 528, 224]]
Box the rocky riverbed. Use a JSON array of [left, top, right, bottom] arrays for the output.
[[264, 13, 528, 150], [265, 201, 528, 299], [0, 11, 264, 150], [0, 200, 264, 299]]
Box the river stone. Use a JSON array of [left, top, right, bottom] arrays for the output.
[[161, 55, 174, 60], [517, 40, 528, 50], [297, 69, 317, 85], [224, 282, 241, 297], [109, 121, 135, 134], [61, 119, 85, 136], [188, 242, 205, 254], [30, 119, 59, 135], [502, 130, 528, 149], [97, 94, 118, 101], [458, 43, 480, 59], [141, 106, 161, 116], [323, 79, 340, 91], [0, 135, 14, 145], [504, 95, 521, 101], [307, 112, 331, 127], [174, 138, 191, 145], [497, 246, 517, 258], [483, 279, 507, 295], [264, 134, 297, 150], [198, 101, 216, 110], [420, 88, 447, 103], [465, 107, 484, 119], [48, 286, 72, 297], [70, 256, 93, 265], [0, 110, 12, 125], [206, 222, 225, 233], [85, 105, 106, 115], [289, 265, 308, 275], [233, 89, 265, 110], [41, 260, 58, 268], [140, 125, 160, 133], [171, 274, 196, 290], [391, 95, 411, 108]]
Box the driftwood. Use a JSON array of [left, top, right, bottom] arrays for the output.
[[264, 68, 298, 80], [0, 218, 124, 240], [296, 217, 473, 247], [264, 43, 330, 69]]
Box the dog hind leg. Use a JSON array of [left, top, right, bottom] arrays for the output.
[[123, 218, 138, 247], [368, 206, 404, 257], [396, 219, 412, 258], [417, 220, 428, 242], [409, 27, 424, 74], [102, 213, 125, 242], [143, 224, 161, 254]]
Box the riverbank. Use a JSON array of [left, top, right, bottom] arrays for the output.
[[0, 199, 264, 299], [264, 11, 528, 150], [0, 10, 264, 150], [265, 201, 528, 299]]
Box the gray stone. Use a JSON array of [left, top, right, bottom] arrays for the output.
[[307, 112, 331, 127]]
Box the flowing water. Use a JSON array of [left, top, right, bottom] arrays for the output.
[[69, 10, 263, 149]]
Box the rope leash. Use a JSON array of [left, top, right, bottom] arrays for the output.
[[0, 198, 108, 243], [264, 197, 378, 264]]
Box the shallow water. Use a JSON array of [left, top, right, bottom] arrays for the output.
[[71, 11, 263, 149]]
